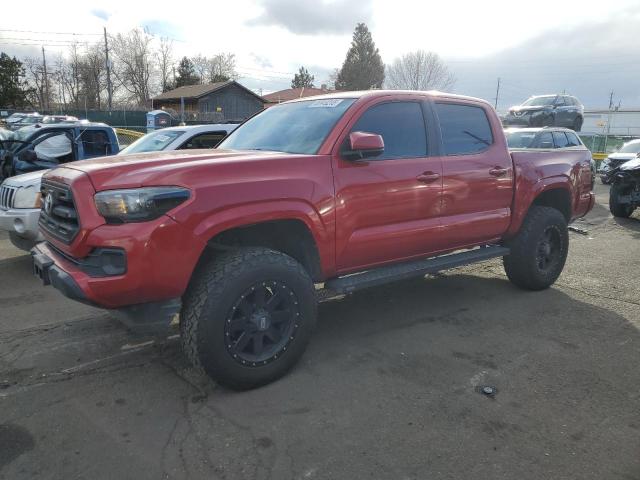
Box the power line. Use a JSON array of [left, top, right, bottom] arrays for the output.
[[0, 29, 101, 36]]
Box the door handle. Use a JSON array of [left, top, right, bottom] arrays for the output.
[[489, 167, 508, 177], [416, 172, 440, 183]]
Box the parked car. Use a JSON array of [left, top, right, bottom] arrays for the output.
[[505, 127, 595, 187], [0, 123, 119, 250], [7, 113, 44, 131], [598, 139, 640, 185], [41, 115, 79, 124], [609, 156, 640, 218], [32, 90, 594, 389], [4, 112, 35, 130], [119, 124, 239, 155], [503, 95, 584, 131], [0, 124, 237, 251]]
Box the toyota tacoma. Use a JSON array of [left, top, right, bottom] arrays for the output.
[[32, 91, 595, 389]]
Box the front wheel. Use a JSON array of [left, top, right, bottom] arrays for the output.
[[181, 247, 317, 390], [609, 183, 635, 218], [503, 206, 569, 290]]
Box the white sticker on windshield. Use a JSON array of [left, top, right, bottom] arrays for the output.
[[308, 99, 344, 108], [155, 134, 170, 142]]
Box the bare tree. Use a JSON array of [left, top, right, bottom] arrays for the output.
[[191, 54, 209, 84], [207, 53, 237, 83], [156, 37, 174, 92], [24, 56, 53, 110], [385, 50, 455, 91], [109, 29, 155, 106]]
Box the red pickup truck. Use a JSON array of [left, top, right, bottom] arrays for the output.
[[32, 91, 595, 389]]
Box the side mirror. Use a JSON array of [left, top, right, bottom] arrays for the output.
[[18, 149, 38, 163], [343, 131, 384, 160]]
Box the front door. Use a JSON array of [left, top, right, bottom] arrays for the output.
[[333, 99, 444, 273]]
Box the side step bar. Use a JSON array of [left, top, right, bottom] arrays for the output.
[[325, 245, 510, 294]]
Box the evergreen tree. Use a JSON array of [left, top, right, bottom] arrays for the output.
[[0, 53, 31, 107], [291, 66, 315, 88], [174, 56, 199, 88], [335, 23, 385, 90]]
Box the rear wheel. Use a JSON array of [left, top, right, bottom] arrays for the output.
[[503, 206, 569, 290], [609, 183, 635, 218], [181, 247, 317, 390]]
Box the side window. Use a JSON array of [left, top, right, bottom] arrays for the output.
[[565, 132, 581, 147], [435, 103, 494, 155], [553, 96, 566, 107], [350, 102, 427, 159], [80, 130, 111, 158], [179, 132, 227, 149], [536, 132, 554, 148], [34, 132, 73, 161], [552, 131, 570, 148]]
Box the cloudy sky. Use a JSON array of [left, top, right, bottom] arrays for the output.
[[2, 0, 639, 109]]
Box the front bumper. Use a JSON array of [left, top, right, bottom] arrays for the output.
[[37, 215, 206, 309], [0, 207, 43, 241]]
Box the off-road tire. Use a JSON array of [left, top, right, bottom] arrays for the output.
[[181, 247, 317, 390], [609, 183, 635, 218], [503, 206, 569, 290]]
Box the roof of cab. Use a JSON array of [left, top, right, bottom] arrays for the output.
[[283, 89, 493, 108]]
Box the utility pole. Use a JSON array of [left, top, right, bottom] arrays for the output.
[[104, 27, 113, 112], [494, 77, 500, 110], [41, 46, 49, 111]]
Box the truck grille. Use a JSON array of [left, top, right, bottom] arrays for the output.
[[39, 180, 80, 243], [0, 184, 17, 209]]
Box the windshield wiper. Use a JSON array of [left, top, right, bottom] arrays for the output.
[[462, 130, 491, 146]]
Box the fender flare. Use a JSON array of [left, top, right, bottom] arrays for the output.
[[189, 199, 335, 277], [507, 175, 572, 236]]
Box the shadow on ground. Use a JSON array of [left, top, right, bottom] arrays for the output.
[[2, 273, 639, 480]]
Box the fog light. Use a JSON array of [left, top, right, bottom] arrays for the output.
[[13, 218, 25, 234]]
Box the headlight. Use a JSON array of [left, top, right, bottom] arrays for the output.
[[13, 186, 42, 209], [94, 187, 190, 223]]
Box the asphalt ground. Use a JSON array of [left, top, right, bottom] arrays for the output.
[[0, 182, 639, 480]]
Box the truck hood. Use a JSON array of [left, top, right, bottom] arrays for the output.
[[620, 158, 640, 171], [62, 149, 304, 190], [607, 152, 638, 161], [509, 106, 549, 114], [3, 169, 46, 187]]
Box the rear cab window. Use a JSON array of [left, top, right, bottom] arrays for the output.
[[80, 130, 111, 158], [552, 131, 570, 148], [435, 103, 493, 155]]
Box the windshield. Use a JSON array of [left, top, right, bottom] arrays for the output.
[[21, 116, 42, 125], [521, 96, 556, 107], [505, 131, 537, 148], [618, 142, 640, 154], [219, 98, 357, 154], [119, 130, 185, 154], [0, 128, 33, 152]]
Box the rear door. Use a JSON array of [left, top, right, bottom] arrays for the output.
[[434, 101, 514, 247], [332, 98, 444, 272]]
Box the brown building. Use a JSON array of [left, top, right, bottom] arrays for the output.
[[152, 81, 265, 122], [263, 86, 337, 105]]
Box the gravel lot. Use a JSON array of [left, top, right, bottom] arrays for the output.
[[1, 183, 639, 480]]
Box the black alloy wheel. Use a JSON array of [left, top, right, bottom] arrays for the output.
[[225, 280, 300, 366]]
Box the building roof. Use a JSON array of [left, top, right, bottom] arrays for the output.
[[263, 87, 337, 103], [153, 80, 265, 102]]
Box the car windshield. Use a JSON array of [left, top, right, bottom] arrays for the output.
[[119, 130, 185, 154], [0, 128, 33, 152], [505, 131, 537, 148], [521, 96, 556, 107], [219, 98, 357, 154], [22, 116, 42, 124], [618, 142, 640, 154]]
